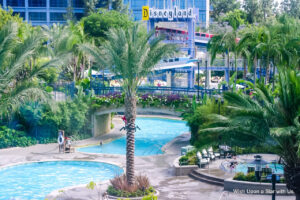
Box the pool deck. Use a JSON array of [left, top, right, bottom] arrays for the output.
[[0, 115, 295, 200]]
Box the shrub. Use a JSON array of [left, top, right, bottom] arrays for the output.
[[108, 175, 155, 198], [233, 172, 246, 181], [234, 172, 257, 182], [0, 126, 37, 149], [179, 150, 197, 165], [245, 172, 256, 182], [179, 156, 189, 166], [142, 194, 158, 200]]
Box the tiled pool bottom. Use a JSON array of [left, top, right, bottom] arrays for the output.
[[0, 161, 123, 200], [77, 117, 189, 156]]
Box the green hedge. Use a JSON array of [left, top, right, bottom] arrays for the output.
[[107, 186, 155, 198], [0, 126, 37, 148], [233, 172, 285, 183], [179, 150, 197, 166]]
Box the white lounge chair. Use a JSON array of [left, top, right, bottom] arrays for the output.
[[208, 147, 220, 159], [197, 152, 209, 168], [202, 149, 213, 161]]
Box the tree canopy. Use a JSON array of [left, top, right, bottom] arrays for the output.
[[82, 9, 133, 45]]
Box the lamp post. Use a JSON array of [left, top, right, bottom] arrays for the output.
[[197, 59, 200, 101], [254, 155, 263, 181], [205, 59, 208, 95], [272, 173, 276, 200]]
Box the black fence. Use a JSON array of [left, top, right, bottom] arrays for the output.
[[91, 86, 227, 98]]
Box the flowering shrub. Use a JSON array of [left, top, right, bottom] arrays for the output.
[[90, 92, 192, 110], [90, 92, 124, 109]]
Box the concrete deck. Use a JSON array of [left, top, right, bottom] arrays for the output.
[[0, 116, 295, 200]]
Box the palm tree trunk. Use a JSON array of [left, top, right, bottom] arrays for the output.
[[296, 193, 300, 200], [265, 55, 270, 84], [253, 56, 257, 87], [284, 163, 300, 200], [227, 52, 230, 89], [124, 93, 137, 186], [234, 52, 238, 90], [243, 57, 247, 79], [272, 61, 276, 91]]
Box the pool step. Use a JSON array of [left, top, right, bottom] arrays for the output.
[[189, 169, 224, 186]]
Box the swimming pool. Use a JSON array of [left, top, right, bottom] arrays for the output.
[[0, 161, 123, 200], [236, 163, 284, 174], [78, 117, 189, 156]]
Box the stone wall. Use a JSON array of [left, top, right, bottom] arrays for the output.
[[173, 156, 198, 176], [92, 113, 111, 137], [224, 178, 294, 196]]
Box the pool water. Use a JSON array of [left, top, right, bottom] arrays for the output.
[[0, 161, 123, 200], [236, 163, 284, 174], [78, 117, 189, 156]]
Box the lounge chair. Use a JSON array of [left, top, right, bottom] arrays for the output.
[[248, 166, 255, 173], [197, 152, 209, 168], [65, 138, 75, 153], [262, 167, 272, 175], [202, 149, 214, 161], [208, 147, 220, 159]]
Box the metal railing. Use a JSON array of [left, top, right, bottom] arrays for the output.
[[91, 86, 226, 97], [155, 58, 245, 70]]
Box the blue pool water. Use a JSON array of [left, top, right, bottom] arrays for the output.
[[236, 163, 284, 174], [78, 117, 189, 156], [0, 161, 123, 200]]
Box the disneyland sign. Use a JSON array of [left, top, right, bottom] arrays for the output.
[[143, 6, 194, 21]]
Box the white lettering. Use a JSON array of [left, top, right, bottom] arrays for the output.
[[147, 6, 194, 20], [168, 10, 174, 20]]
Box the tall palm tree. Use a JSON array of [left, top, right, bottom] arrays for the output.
[[0, 22, 68, 114], [80, 23, 176, 185], [238, 26, 265, 86], [208, 30, 239, 89], [43, 22, 88, 81], [256, 26, 281, 84], [198, 69, 300, 199]]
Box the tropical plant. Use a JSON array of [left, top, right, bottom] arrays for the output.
[[197, 69, 300, 199], [255, 25, 280, 84], [0, 22, 67, 115], [238, 25, 265, 86], [43, 22, 89, 81], [80, 23, 177, 185]]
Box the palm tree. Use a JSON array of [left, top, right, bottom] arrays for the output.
[[0, 22, 68, 115], [80, 23, 176, 185], [256, 26, 281, 84], [198, 69, 300, 199], [43, 22, 88, 82], [208, 30, 239, 90], [238, 26, 265, 86]]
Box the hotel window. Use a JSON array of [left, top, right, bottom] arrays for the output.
[[50, 0, 67, 7], [29, 0, 46, 7], [13, 11, 25, 19], [50, 12, 65, 21], [7, 0, 25, 7], [73, 0, 84, 8], [74, 12, 84, 20], [29, 12, 46, 21]]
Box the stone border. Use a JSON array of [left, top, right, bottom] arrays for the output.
[[224, 178, 294, 196], [108, 190, 160, 200], [173, 156, 198, 176]]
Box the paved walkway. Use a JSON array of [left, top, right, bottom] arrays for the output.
[[0, 116, 296, 200]]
